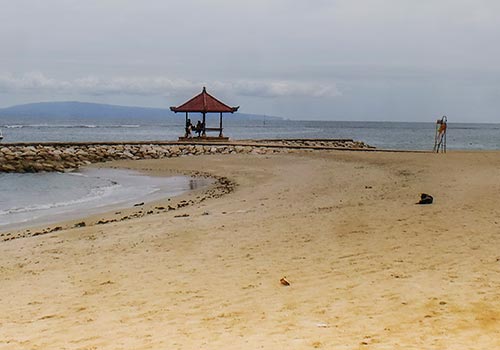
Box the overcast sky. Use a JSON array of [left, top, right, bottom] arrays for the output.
[[1, 0, 500, 122]]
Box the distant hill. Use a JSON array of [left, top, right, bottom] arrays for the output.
[[0, 101, 282, 122]]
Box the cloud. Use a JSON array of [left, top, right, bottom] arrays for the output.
[[0, 72, 341, 99], [215, 80, 341, 98], [0, 72, 71, 92]]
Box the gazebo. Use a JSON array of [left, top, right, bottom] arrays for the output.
[[170, 87, 239, 140]]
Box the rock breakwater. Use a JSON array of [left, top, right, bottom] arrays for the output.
[[0, 139, 373, 173]]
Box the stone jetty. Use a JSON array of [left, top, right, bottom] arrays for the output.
[[0, 139, 373, 173]]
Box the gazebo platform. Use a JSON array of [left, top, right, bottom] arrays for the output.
[[178, 136, 229, 142]]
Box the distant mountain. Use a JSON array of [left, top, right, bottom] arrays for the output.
[[0, 101, 282, 122]]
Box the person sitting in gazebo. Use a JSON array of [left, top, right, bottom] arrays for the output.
[[185, 118, 193, 138], [195, 120, 203, 137]]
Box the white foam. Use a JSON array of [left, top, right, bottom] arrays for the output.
[[0, 182, 121, 216], [2, 124, 142, 129]]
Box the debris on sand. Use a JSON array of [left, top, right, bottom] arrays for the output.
[[280, 277, 290, 286], [417, 193, 433, 205]]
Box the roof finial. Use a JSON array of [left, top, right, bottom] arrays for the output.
[[202, 86, 206, 92]]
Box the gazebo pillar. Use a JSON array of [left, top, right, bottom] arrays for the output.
[[219, 112, 223, 137], [202, 112, 206, 137]]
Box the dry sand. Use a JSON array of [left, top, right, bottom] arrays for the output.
[[1, 150, 500, 349]]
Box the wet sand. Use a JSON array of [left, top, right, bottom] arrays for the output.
[[1, 150, 500, 349]]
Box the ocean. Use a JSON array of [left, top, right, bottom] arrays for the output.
[[2, 116, 500, 150], [1, 115, 499, 231]]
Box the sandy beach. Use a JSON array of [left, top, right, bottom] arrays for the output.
[[2, 149, 500, 349]]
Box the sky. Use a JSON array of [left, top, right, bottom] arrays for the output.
[[1, 0, 500, 122]]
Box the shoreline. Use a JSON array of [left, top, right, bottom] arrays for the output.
[[0, 168, 214, 232], [2, 150, 500, 348], [0, 162, 235, 241]]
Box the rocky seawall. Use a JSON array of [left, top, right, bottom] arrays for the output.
[[0, 139, 373, 173]]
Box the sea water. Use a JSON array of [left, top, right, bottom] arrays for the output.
[[0, 168, 211, 231], [1, 117, 500, 150]]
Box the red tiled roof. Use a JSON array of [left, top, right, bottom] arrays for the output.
[[170, 87, 239, 113]]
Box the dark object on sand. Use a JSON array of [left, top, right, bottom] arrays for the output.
[[134, 202, 144, 207], [280, 277, 290, 286], [417, 193, 433, 205]]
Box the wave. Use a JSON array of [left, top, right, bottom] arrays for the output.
[[0, 182, 121, 216], [2, 124, 141, 129], [3, 125, 24, 128], [450, 126, 500, 130]]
